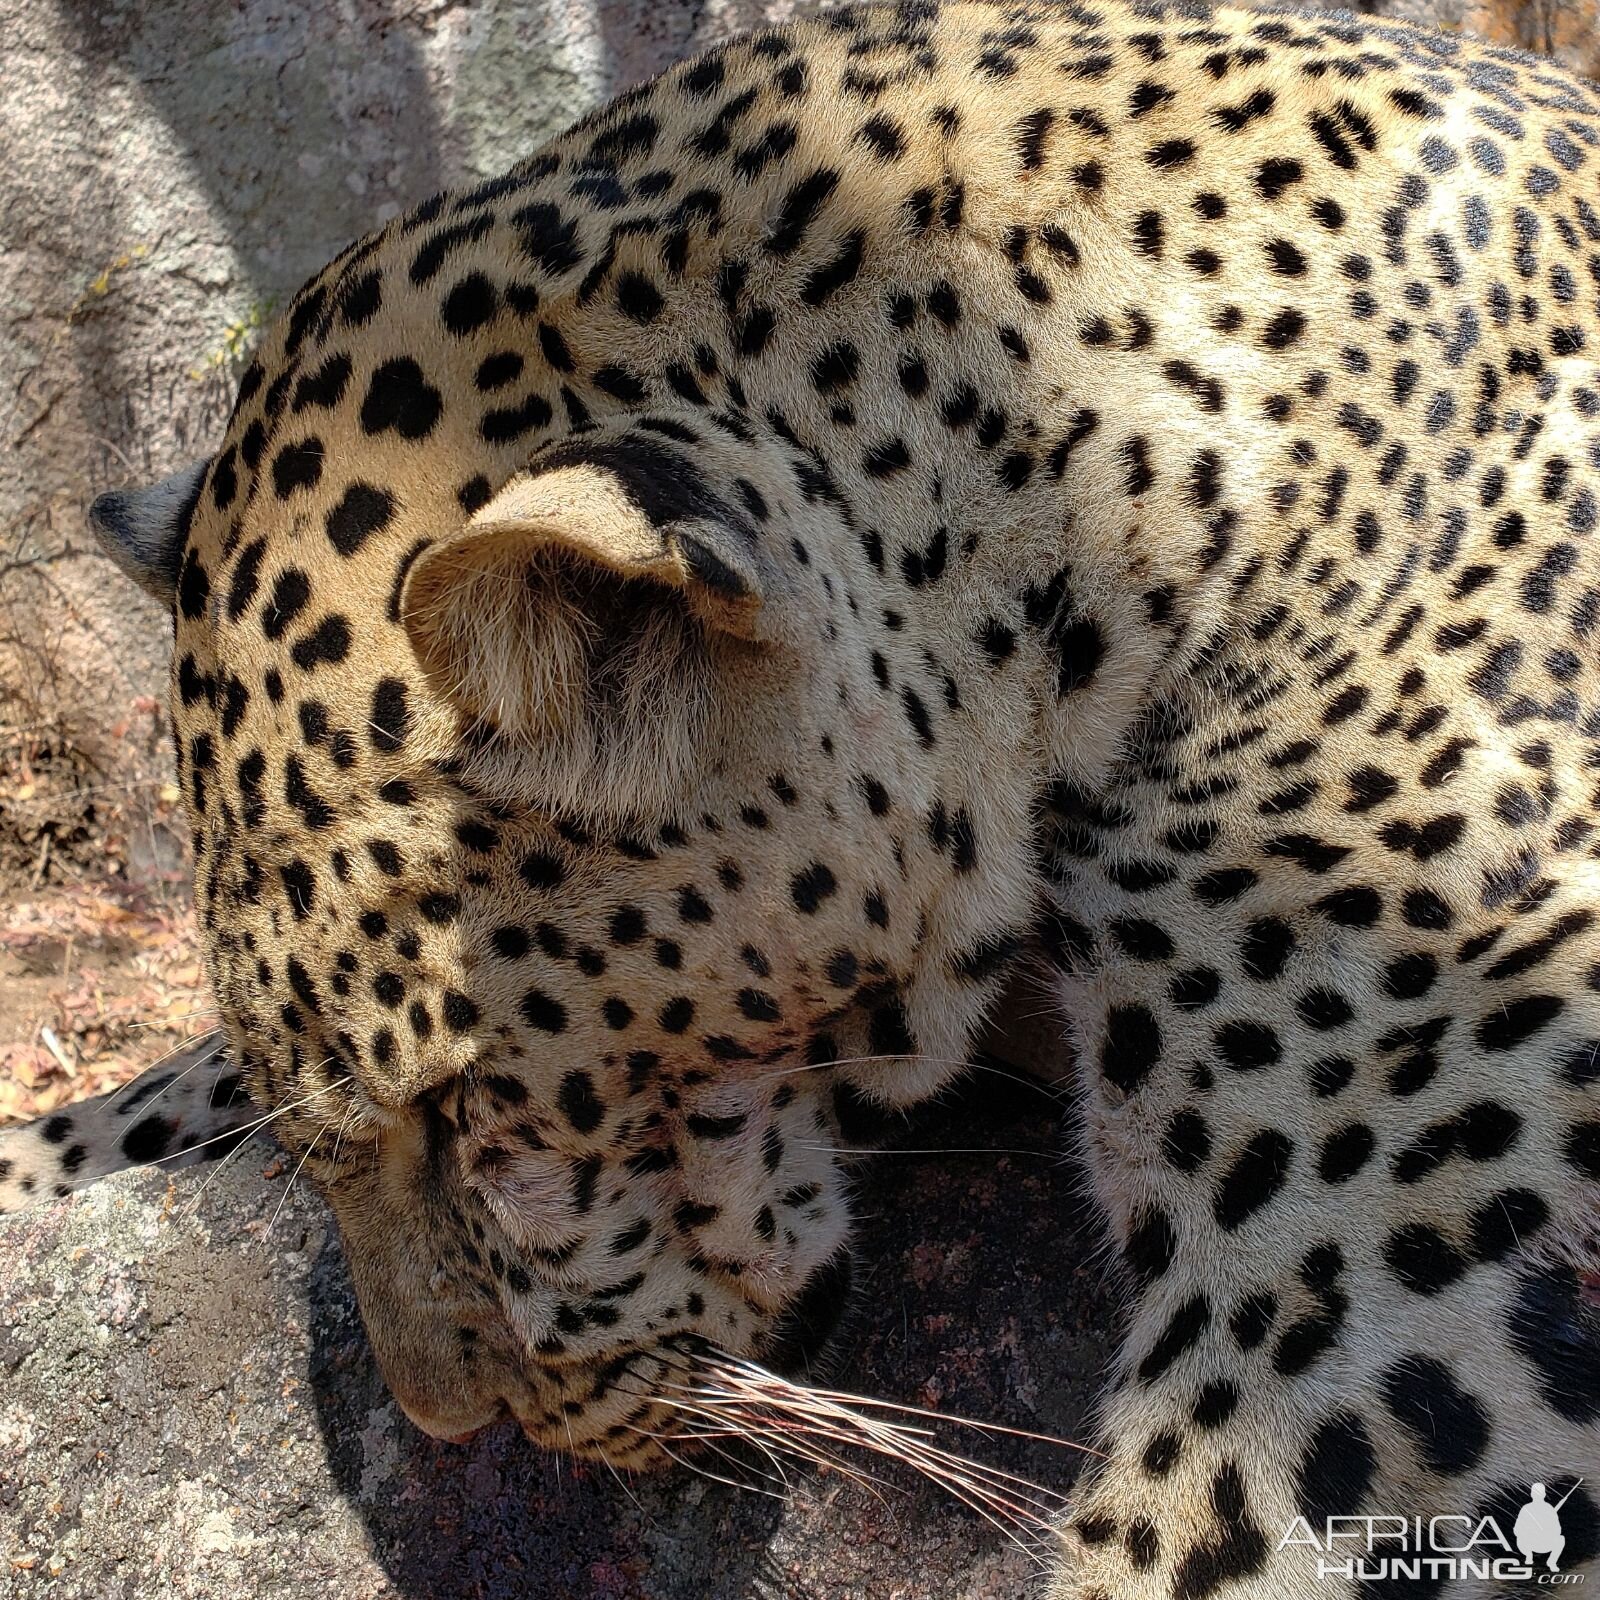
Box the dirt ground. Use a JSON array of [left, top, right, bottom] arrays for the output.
[[0, 718, 211, 1126]]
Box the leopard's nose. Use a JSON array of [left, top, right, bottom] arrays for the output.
[[395, 1395, 503, 1444]]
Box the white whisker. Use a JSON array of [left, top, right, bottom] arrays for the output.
[[637, 1430, 791, 1502], [689, 1368, 1073, 1514], [757, 1051, 1067, 1103], [124, 1006, 221, 1034], [652, 1389, 897, 1505], [795, 1140, 1060, 1162], [265, 1122, 322, 1238], [613, 1350, 1082, 1564], [95, 1032, 226, 1118], [180, 1070, 350, 1213]]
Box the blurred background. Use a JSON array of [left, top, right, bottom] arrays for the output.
[[0, 0, 1596, 1119]]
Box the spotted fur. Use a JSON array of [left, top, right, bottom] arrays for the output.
[[22, 2, 1600, 1592], [0, 1036, 249, 1209]]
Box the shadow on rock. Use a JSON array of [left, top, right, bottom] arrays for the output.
[[306, 1066, 1116, 1600]]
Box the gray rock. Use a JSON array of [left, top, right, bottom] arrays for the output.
[[0, 1075, 1113, 1599]]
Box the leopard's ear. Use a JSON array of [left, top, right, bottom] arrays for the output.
[[408, 430, 772, 655], [87, 459, 209, 606], [400, 428, 781, 782]]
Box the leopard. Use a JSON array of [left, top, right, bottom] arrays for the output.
[[6, 2, 1600, 1593]]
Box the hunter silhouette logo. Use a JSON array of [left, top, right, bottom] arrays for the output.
[[1518, 1482, 1583, 1574], [1278, 1477, 1588, 1585]]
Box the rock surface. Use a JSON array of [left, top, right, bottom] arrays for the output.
[[1, 1074, 1115, 1599]]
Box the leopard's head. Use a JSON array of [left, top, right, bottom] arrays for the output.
[[89, 183, 1027, 1458]]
